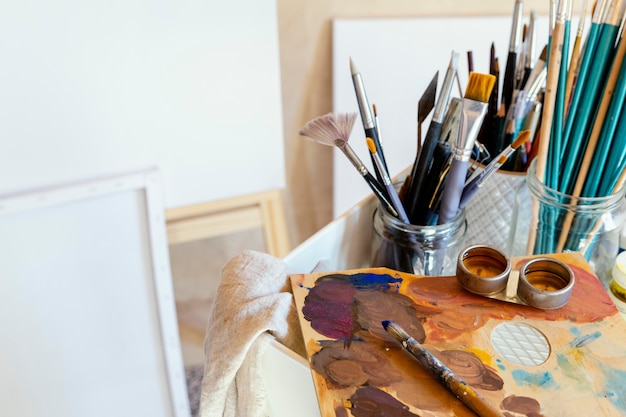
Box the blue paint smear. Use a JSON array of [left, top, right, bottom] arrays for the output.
[[569, 327, 581, 337], [347, 273, 403, 292], [512, 369, 557, 389], [597, 360, 626, 412], [571, 331, 602, 348], [496, 359, 506, 371]]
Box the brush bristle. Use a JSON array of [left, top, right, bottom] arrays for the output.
[[465, 72, 496, 103], [366, 137, 377, 153], [511, 130, 531, 149], [382, 320, 410, 342], [299, 112, 358, 147]]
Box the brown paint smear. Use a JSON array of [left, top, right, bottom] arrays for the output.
[[312, 333, 504, 415], [355, 289, 426, 343], [407, 263, 615, 343], [501, 395, 544, 417]]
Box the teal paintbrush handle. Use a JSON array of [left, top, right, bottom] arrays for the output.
[[561, 23, 600, 156], [583, 39, 626, 197], [599, 108, 626, 195], [561, 24, 619, 194]]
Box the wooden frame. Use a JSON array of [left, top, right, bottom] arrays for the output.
[[165, 189, 290, 257]]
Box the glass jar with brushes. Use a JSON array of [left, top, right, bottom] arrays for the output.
[[514, 158, 626, 287]]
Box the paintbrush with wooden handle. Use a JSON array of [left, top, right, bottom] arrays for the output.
[[383, 320, 505, 417]]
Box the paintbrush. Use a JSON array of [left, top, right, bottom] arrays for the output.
[[438, 72, 496, 225], [503, 0, 524, 112], [382, 320, 505, 417], [350, 58, 389, 184], [489, 44, 499, 115], [406, 53, 458, 224], [527, 0, 568, 255], [299, 112, 399, 218], [459, 130, 531, 209], [565, 0, 589, 109], [556, 24, 626, 251], [522, 11, 537, 89], [560, 0, 620, 194], [535, 0, 568, 183], [417, 71, 438, 157], [373, 103, 383, 146], [366, 137, 409, 222], [515, 23, 528, 91], [439, 97, 463, 146]]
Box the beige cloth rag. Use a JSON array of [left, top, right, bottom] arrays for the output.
[[199, 250, 310, 417]]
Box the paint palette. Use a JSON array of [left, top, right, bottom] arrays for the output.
[[290, 252, 626, 416]]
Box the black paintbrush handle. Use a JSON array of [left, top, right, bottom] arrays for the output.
[[415, 142, 451, 225], [502, 51, 517, 112], [405, 121, 443, 224], [363, 172, 397, 218], [365, 126, 388, 182]]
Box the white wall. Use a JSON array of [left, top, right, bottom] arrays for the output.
[[0, 0, 285, 208]]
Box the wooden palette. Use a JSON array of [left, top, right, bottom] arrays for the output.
[[290, 252, 626, 416]]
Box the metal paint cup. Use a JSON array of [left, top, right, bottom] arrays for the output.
[[517, 257, 575, 309], [456, 244, 511, 295]]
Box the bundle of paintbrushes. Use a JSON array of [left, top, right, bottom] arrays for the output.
[[535, 0, 626, 195], [476, 0, 548, 172], [299, 0, 626, 274], [525, 0, 626, 258], [300, 65, 496, 275]]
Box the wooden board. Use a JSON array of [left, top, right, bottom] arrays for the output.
[[290, 252, 626, 416]]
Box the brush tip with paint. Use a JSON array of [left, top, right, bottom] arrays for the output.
[[496, 129, 531, 165], [366, 137, 377, 154], [511, 129, 531, 149], [381, 320, 408, 340]]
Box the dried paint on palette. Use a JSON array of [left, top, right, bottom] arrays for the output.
[[302, 272, 504, 415], [291, 254, 626, 416]]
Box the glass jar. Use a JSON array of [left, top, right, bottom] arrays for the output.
[[371, 205, 467, 276], [519, 158, 626, 286]]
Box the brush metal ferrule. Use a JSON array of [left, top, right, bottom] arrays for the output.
[[452, 98, 488, 161], [335, 139, 368, 176], [351, 73, 375, 129], [509, 0, 524, 52], [549, 0, 557, 32], [523, 61, 546, 100], [526, 11, 537, 69], [432, 53, 459, 122], [556, 0, 570, 24]]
